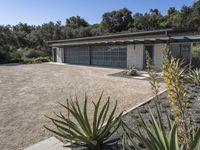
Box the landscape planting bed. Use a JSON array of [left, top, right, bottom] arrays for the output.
[[108, 83, 200, 150]]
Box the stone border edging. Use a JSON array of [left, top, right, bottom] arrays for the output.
[[122, 89, 167, 116]]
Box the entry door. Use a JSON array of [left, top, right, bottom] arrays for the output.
[[53, 48, 57, 62], [144, 45, 154, 69]]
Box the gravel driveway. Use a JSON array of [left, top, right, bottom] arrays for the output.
[[0, 63, 164, 150]]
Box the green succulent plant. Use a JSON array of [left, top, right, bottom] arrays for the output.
[[190, 68, 200, 86], [122, 104, 200, 150], [44, 93, 123, 150], [127, 66, 139, 76]]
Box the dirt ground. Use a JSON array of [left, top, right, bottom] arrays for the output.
[[0, 63, 164, 150]]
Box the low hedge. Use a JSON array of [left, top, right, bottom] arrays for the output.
[[21, 57, 51, 64]]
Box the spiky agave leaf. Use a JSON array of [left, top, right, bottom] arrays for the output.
[[189, 128, 200, 150], [190, 68, 200, 86], [122, 104, 184, 150], [44, 92, 122, 149]]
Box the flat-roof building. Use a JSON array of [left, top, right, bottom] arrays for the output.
[[48, 28, 200, 70]]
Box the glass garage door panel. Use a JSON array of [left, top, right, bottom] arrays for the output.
[[90, 46, 104, 66], [91, 45, 127, 68], [64, 46, 89, 65], [118, 46, 127, 67]]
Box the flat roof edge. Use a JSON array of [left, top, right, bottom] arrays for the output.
[[48, 28, 199, 46], [49, 35, 200, 47], [47, 29, 173, 44]]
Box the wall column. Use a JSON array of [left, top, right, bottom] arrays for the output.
[[154, 44, 166, 70], [127, 44, 144, 69]]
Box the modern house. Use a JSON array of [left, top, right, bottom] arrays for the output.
[[48, 28, 200, 70]]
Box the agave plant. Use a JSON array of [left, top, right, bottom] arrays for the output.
[[122, 104, 200, 150], [190, 68, 200, 86], [127, 66, 139, 76], [44, 93, 123, 150]]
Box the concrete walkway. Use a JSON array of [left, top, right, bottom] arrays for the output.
[[24, 137, 70, 150]]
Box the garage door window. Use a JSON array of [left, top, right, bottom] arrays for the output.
[[91, 45, 127, 68], [64, 46, 89, 65]]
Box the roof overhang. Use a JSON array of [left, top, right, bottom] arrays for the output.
[[49, 35, 200, 47]]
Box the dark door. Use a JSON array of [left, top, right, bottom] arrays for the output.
[[144, 45, 154, 69], [53, 48, 57, 62]]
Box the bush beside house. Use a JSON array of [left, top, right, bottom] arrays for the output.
[[0, 48, 51, 64], [192, 43, 200, 68]]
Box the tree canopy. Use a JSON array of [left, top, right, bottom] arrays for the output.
[[101, 8, 132, 32], [0, 1, 200, 63]]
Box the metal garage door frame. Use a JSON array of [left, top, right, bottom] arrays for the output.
[[90, 45, 127, 68], [64, 46, 90, 65]]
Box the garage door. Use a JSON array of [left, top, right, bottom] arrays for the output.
[[64, 46, 89, 65], [91, 45, 127, 68]]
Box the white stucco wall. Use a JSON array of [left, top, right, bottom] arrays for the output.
[[127, 44, 144, 69], [57, 48, 62, 63], [60, 48, 64, 63], [52, 47, 64, 63], [154, 44, 166, 70], [127, 44, 166, 70]]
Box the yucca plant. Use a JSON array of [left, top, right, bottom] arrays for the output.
[[44, 93, 123, 150], [122, 105, 200, 150], [190, 68, 200, 86], [146, 52, 159, 100], [162, 47, 192, 145], [122, 105, 179, 150]]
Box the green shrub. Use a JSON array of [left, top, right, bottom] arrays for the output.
[[0, 50, 22, 64], [21, 58, 31, 64], [15, 48, 28, 59], [44, 93, 122, 150], [0, 47, 11, 63], [192, 43, 200, 68], [190, 68, 200, 86], [33, 57, 51, 63], [127, 66, 139, 76], [25, 49, 46, 58], [21, 56, 50, 64]]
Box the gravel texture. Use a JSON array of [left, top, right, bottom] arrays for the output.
[[0, 63, 165, 150]]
